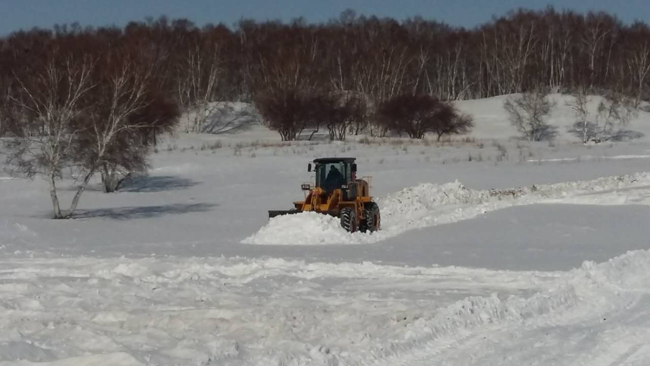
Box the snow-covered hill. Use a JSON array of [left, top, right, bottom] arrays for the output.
[[456, 93, 650, 142], [174, 94, 650, 144]]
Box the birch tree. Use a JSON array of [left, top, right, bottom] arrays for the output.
[[504, 89, 556, 141], [567, 88, 592, 142], [3, 53, 95, 218]]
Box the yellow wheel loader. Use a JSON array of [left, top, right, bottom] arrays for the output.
[[268, 157, 380, 233]]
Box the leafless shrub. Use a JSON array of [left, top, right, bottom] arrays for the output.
[[376, 94, 472, 139], [305, 92, 367, 141], [254, 89, 315, 141], [567, 89, 593, 143], [438, 115, 474, 142], [200, 102, 259, 135], [358, 136, 372, 144], [493, 141, 508, 161], [594, 92, 637, 142], [233, 143, 243, 155], [504, 89, 557, 141], [328, 95, 366, 141]]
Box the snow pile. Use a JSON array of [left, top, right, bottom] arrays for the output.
[[373, 249, 650, 365], [241, 212, 355, 245], [241, 180, 496, 245], [243, 172, 650, 245]]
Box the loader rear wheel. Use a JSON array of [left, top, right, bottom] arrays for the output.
[[361, 202, 381, 233], [340, 208, 357, 233]]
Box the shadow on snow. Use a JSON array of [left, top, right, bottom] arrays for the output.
[[75, 203, 216, 220], [119, 175, 201, 193]]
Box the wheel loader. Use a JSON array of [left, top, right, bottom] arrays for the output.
[[268, 157, 380, 233]]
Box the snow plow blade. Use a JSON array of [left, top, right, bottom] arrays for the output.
[[268, 210, 341, 219], [268, 210, 301, 218]]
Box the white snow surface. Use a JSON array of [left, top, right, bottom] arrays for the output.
[[3, 93, 650, 365], [1, 250, 650, 365]]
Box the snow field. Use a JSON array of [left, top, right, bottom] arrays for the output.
[[3, 92, 650, 364], [243, 172, 650, 245], [0, 249, 649, 365]]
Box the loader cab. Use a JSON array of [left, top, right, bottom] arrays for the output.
[[310, 157, 357, 194]]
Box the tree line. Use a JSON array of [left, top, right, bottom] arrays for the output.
[[1, 8, 649, 136], [1, 8, 647, 133]]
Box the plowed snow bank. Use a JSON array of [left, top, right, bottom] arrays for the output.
[[373, 249, 650, 366], [243, 172, 650, 245]]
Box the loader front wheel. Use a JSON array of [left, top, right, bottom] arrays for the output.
[[362, 202, 381, 233], [340, 208, 357, 233]]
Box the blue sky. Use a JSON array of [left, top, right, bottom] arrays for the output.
[[1, 0, 649, 35]]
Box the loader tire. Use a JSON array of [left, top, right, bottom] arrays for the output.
[[340, 207, 357, 233], [361, 202, 381, 233]]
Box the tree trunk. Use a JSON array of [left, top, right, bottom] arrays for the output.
[[48, 172, 63, 219], [328, 126, 336, 141], [307, 125, 319, 141], [101, 164, 122, 193], [63, 168, 96, 219]]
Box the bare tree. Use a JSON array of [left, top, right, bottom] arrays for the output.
[[594, 92, 636, 142], [3, 53, 95, 218], [327, 95, 366, 141], [625, 22, 650, 106], [432, 112, 474, 141], [254, 89, 314, 141], [0, 82, 13, 136], [567, 88, 592, 142], [76, 50, 179, 197], [504, 89, 556, 141], [200, 102, 259, 135], [98, 93, 180, 192], [580, 12, 614, 89], [177, 42, 223, 133], [376, 94, 468, 139]]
